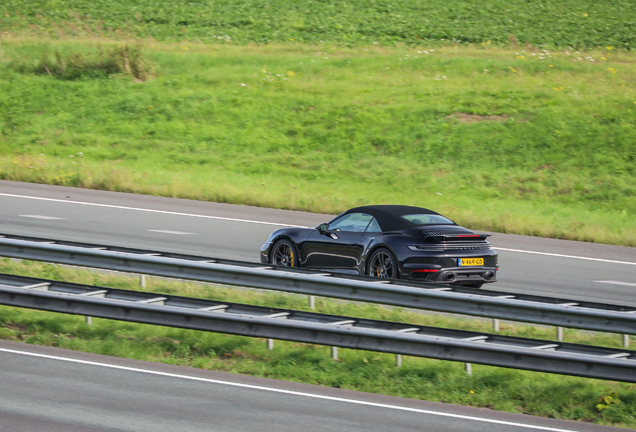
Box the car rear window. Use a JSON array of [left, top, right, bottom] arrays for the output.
[[401, 214, 454, 225]]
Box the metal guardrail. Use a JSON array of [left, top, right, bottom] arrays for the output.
[[0, 273, 635, 382], [0, 233, 635, 336]]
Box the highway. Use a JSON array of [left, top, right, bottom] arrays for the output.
[[0, 180, 635, 431], [1, 180, 635, 305], [0, 341, 624, 432]]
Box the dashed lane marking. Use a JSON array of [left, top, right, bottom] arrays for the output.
[[19, 215, 66, 220], [594, 280, 636, 287], [148, 230, 196, 235]]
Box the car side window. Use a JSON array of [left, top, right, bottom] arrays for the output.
[[328, 213, 373, 232], [365, 217, 382, 233]]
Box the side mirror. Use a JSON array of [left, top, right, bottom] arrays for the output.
[[317, 223, 328, 232]]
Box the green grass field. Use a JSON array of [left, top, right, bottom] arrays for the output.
[[1, 38, 635, 245], [1, 258, 635, 427]]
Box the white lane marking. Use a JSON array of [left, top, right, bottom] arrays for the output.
[[594, 280, 636, 287], [148, 230, 196, 235], [0, 347, 579, 432], [496, 247, 636, 266], [0, 193, 306, 228], [19, 215, 66, 220]]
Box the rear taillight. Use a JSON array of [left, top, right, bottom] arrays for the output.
[[412, 269, 439, 273]]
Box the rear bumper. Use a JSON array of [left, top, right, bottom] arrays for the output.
[[407, 266, 497, 285]]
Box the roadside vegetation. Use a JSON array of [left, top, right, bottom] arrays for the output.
[[1, 39, 635, 245], [0, 258, 635, 427]]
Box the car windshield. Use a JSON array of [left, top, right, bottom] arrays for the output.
[[401, 214, 454, 225]]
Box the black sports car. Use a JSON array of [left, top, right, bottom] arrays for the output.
[[260, 205, 498, 287]]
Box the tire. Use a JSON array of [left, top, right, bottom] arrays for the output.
[[367, 248, 398, 279], [270, 239, 299, 267]]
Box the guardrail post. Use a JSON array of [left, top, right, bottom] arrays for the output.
[[396, 354, 402, 367], [624, 334, 630, 348], [267, 339, 274, 350], [557, 327, 564, 341], [331, 346, 338, 360], [493, 319, 499, 332], [140, 274, 146, 288], [309, 295, 315, 310], [85, 316, 92, 326], [465, 363, 472, 375]]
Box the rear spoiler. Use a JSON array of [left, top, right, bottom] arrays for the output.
[[432, 233, 491, 241]]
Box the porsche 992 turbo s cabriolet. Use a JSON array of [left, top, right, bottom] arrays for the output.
[[260, 205, 498, 287]]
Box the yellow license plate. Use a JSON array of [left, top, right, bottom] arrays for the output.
[[458, 258, 483, 266]]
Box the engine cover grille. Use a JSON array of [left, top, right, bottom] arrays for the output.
[[423, 229, 475, 237]]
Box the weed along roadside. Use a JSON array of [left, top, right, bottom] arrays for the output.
[[0, 259, 635, 427]]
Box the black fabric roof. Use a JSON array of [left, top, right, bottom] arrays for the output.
[[344, 205, 448, 232]]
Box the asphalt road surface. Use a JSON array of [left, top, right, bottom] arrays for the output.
[[1, 180, 635, 305], [1, 181, 635, 431], [0, 341, 626, 432]]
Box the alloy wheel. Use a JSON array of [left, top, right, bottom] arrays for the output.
[[369, 251, 395, 278], [272, 242, 295, 267]]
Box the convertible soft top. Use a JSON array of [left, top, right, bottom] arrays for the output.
[[344, 205, 449, 232]]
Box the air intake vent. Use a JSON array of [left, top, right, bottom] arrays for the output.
[[424, 229, 475, 237]]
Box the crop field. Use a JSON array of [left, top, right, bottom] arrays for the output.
[[1, 258, 635, 428], [2, 0, 636, 49]]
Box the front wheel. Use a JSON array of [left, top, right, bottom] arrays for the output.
[[367, 248, 398, 279], [270, 239, 298, 267]]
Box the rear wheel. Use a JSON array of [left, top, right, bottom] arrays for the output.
[[368, 248, 397, 279], [271, 239, 298, 267]]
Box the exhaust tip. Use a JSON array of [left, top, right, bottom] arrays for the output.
[[443, 272, 456, 282], [485, 271, 496, 280]]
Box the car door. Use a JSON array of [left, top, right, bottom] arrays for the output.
[[304, 212, 373, 270]]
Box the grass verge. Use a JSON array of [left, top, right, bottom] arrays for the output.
[[0, 258, 635, 427], [1, 38, 635, 245]]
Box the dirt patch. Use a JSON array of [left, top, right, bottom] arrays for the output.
[[447, 112, 510, 123], [3, 323, 29, 332]]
